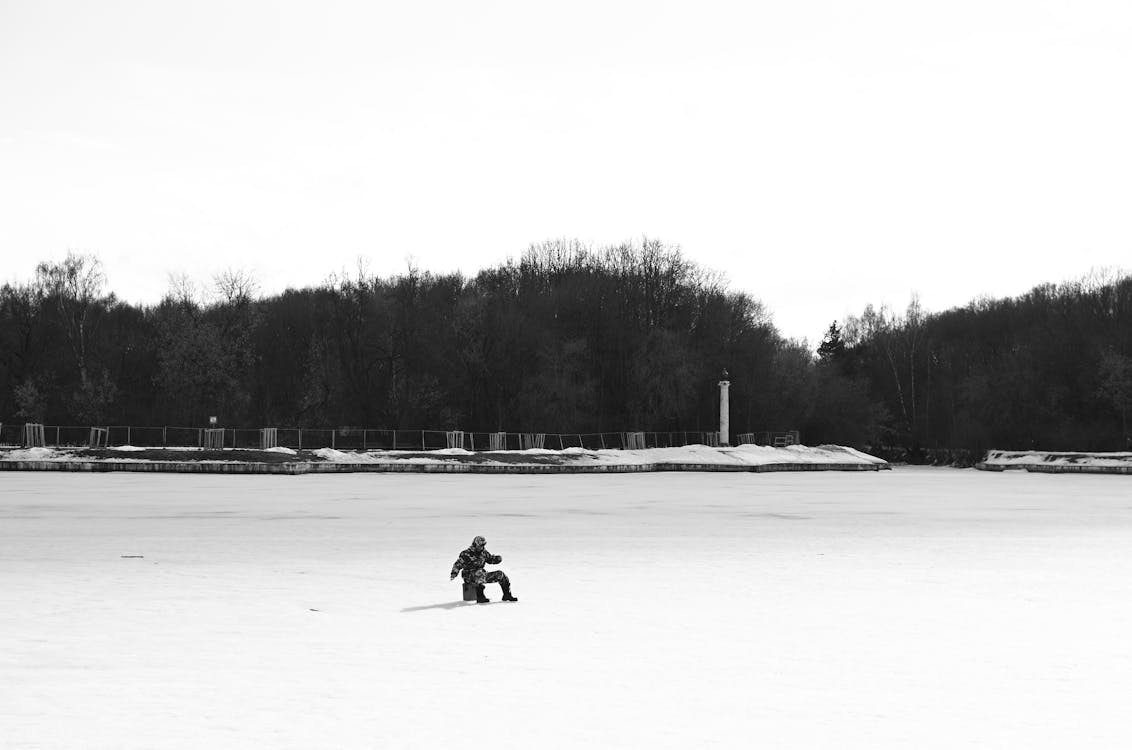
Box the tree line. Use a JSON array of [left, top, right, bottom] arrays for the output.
[[821, 270, 1132, 454], [2, 242, 1130, 453]]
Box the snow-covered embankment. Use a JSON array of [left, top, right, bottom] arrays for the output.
[[0, 443, 889, 474], [977, 449, 1132, 474]]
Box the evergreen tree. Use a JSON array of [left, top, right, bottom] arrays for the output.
[[816, 321, 846, 361]]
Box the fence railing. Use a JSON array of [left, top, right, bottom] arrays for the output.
[[736, 431, 801, 447], [0, 422, 799, 451]]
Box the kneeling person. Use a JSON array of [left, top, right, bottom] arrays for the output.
[[450, 535, 518, 603]]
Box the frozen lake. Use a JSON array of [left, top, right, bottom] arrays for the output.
[[3, 467, 1131, 749]]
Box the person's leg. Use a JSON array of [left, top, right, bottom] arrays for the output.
[[473, 569, 490, 602], [485, 570, 517, 601]]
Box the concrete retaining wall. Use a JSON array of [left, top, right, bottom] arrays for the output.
[[976, 449, 1132, 475], [1013, 464, 1132, 475], [0, 460, 889, 475]]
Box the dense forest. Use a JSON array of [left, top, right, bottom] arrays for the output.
[[2, 240, 1130, 455]]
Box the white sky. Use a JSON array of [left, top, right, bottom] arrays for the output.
[[1, 0, 1130, 343]]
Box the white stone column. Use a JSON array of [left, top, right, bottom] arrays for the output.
[[718, 370, 730, 447]]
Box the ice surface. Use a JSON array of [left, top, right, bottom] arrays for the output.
[[3, 467, 1131, 749]]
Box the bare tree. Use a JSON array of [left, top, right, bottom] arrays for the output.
[[33, 251, 107, 387], [212, 268, 259, 307], [165, 271, 201, 307]]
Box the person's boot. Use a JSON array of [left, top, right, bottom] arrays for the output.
[[475, 584, 490, 603], [501, 583, 518, 602]]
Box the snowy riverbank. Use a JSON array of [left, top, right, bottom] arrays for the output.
[[0, 443, 889, 474], [978, 450, 1132, 474]]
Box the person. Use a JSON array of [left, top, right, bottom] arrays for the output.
[[450, 535, 518, 603]]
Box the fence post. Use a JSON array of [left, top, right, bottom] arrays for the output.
[[198, 428, 201, 448], [421, 430, 425, 450], [55, 426, 60, 446], [127, 426, 131, 445], [298, 429, 303, 451], [163, 426, 167, 447], [24, 423, 47, 448], [363, 430, 367, 451], [332, 429, 336, 450]]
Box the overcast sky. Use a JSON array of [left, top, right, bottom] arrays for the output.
[[2, 0, 1130, 343]]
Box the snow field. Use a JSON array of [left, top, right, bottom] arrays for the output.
[[3, 468, 1132, 748]]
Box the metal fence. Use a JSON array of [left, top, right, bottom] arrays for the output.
[[0, 422, 798, 451], [736, 431, 801, 447]]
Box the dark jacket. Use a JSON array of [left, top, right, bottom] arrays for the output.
[[450, 544, 502, 583]]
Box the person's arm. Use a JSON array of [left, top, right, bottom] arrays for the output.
[[450, 552, 466, 579], [486, 550, 502, 565]]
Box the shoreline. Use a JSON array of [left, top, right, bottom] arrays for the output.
[[0, 443, 891, 475], [0, 459, 890, 475], [976, 449, 1132, 475]]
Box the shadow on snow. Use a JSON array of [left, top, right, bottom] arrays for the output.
[[401, 601, 478, 613]]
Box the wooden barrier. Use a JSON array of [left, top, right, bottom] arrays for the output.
[[622, 432, 645, 449], [23, 423, 46, 448], [519, 433, 545, 450]]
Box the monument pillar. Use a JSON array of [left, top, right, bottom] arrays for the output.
[[718, 369, 730, 447]]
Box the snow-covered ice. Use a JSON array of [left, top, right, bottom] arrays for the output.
[[3, 467, 1131, 749]]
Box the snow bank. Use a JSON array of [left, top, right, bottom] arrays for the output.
[[514, 443, 888, 468], [302, 443, 884, 467], [2, 447, 71, 461], [980, 450, 1132, 470], [312, 448, 382, 463], [1, 447, 82, 461], [1, 443, 888, 471]]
